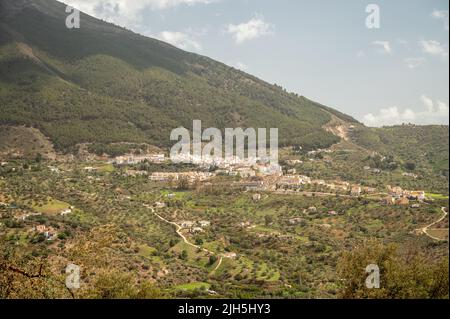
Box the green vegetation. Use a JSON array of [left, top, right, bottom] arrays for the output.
[[0, 0, 346, 153], [32, 198, 70, 215], [0, 0, 448, 300], [352, 125, 449, 177], [337, 240, 448, 299], [1, 159, 447, 299]]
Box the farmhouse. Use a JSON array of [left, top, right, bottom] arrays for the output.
[[111, 153, 166, 165], [277, 175, 302, 188], [35, 225, 57, 240], [237, 168, 256, 178], [154, 202, 166, 209], [351, 186, 362, 196], [181, 221, 195, 228], [388, 186, 404, 197], [238, 181, 265, 191], [252, 193, 262, 201], [395, 197, 410, 206], [190, 227, 204, 234], [60, 208, 72, 216], [198, 220, 211, 227], [223, 252, 237, 259], [409, 191, 426, 201], [124, 170, 148, 177], [383, 196, 396, 205]]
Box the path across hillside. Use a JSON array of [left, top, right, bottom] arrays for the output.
[[145, 204, 224, 271], [416, 207, 448, 241]]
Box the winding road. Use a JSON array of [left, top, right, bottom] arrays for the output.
[[416, 207, 448, 241], [145, 204, 224, 271]]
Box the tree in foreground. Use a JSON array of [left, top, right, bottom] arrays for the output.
[[337, 239, 449, 299]]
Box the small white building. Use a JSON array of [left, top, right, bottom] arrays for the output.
[[60, 208, 72, 216], [252, 194, 262, 201], [181, 221, 195, 228], [154, 202, 166, 209], [198, 220, 211, 227]]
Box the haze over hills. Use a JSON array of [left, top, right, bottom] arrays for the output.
[[0, 0, 448, 179]]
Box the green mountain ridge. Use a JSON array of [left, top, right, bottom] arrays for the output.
[[0, 0, 448, 180], [0, 0, 360, 153]]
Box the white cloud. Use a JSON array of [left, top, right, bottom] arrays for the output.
[[372, 41, 392, 54], [156, 31, 202, 51], [363, 95, 449, 127], [226, 15, 274, 44], [420, 95, 434, 112], [419, 40, 449, 59], [404, 57, 426, 69], [61, 0, 217, 26], [356, 50, 365, 58], [363, 107, 415, 126], [235, 62, 248, 71], [431, 9, 449, 31]]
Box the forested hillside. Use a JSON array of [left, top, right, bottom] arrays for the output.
[[352, 125, 449, 177], [0, 0, 358, 153]]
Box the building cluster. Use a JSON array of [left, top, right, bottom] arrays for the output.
[[233, 172, 377, 196], [110, 153, 166, 165], [14, 211, 42, 221], [402, 172, 418, 179], [35, 225, 57, 241], [180, 220, 211, 233], [214, 161, 283, 178], [383, 185, 426, 206], [150, 171, 215, 183]]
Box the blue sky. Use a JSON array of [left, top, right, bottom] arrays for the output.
[[62, 0, 449, 127]]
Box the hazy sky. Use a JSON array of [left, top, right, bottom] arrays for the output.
[[61, 0, 449, 127]]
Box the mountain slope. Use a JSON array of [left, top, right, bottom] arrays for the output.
[[0, 0, 360, 153], [352, 124, 449, 176]]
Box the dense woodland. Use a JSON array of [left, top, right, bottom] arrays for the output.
[[0, 0, 348, 152]]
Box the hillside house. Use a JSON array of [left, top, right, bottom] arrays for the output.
[[237, 168, 256, 178], [198, 220, 211, 227], [111, 154, 166, 165], [60, 208, 72, 216], [389, 186, 404, 197], [181, 221, 195, 228], [239, 181, 265, 191], [402, 172, 418, 179], [190, 227, 204, 233], [277, 175, 302, 188], [223, 252, 237, 259], [363, 187, 376, 193], [308, 206, 317, 213], [383, 197, 396, 205], [286, 159, 303, 165], [409, 191, 426, 201], [351, 186, 362, 196], [154, 202, 166, 209], [48, 166, 60, 173], [395, 197, 410, 206], [125, 170, 148, 177], [252, 193, 262, 201], [35, 225, 57, 241]]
